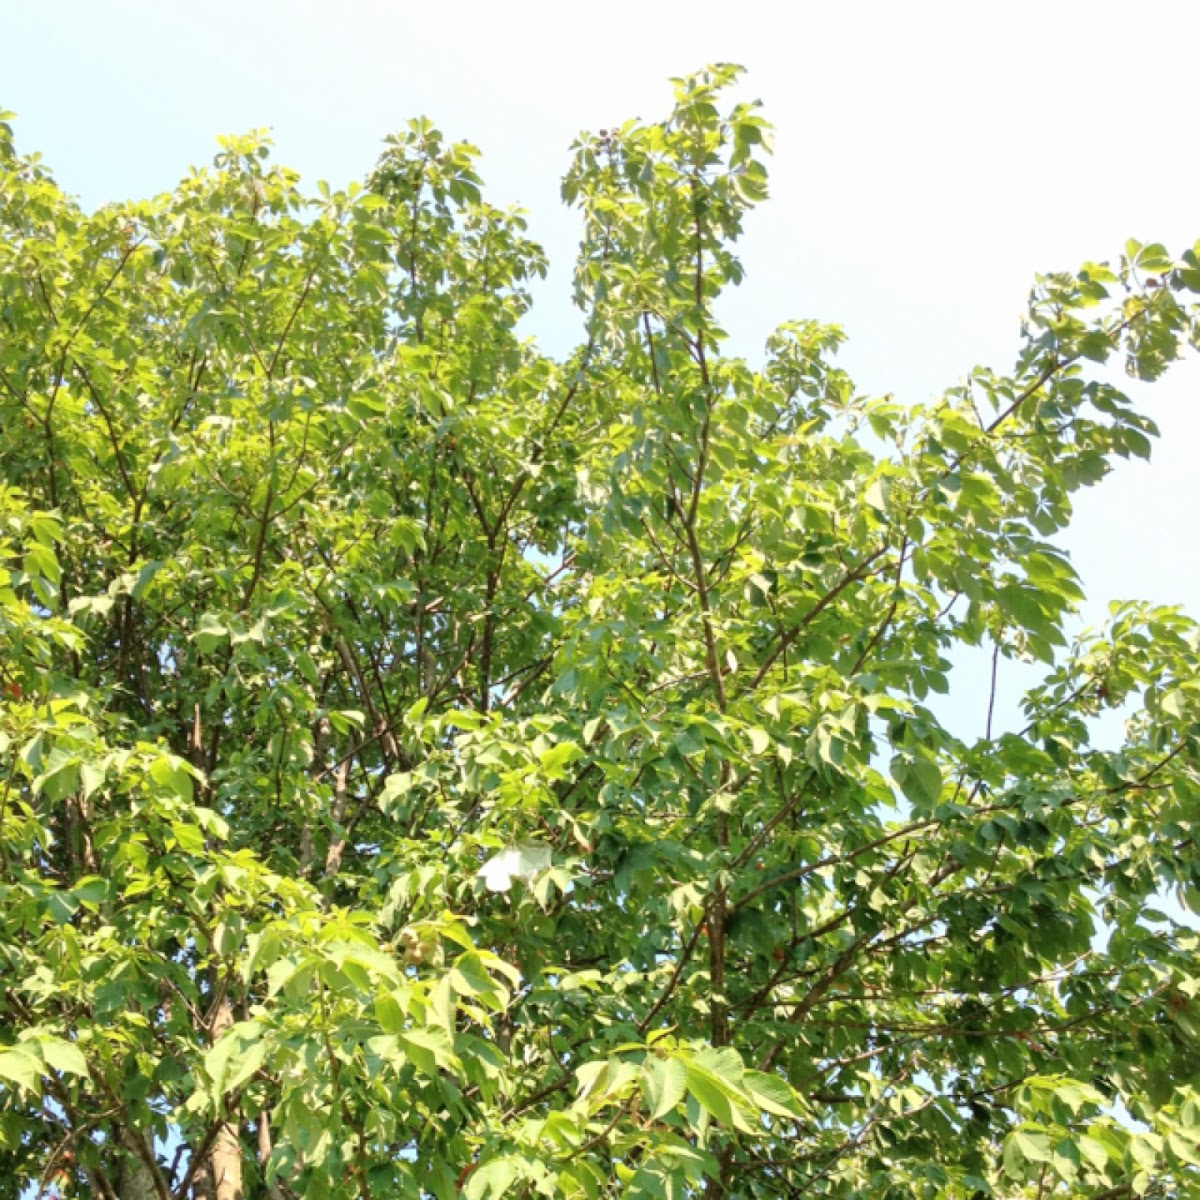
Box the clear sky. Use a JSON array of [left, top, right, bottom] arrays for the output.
[[3, 0, 1199, 736]]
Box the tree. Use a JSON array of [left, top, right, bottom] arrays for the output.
[[1, 62, 1199, 1200]]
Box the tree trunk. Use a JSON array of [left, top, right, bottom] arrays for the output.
[[192, 996, 244, 1200], [256, 1109, 287, 1200], [117, 1131, 158, 1200]]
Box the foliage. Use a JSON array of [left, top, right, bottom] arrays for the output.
[[1, 66, 1200, 1199]]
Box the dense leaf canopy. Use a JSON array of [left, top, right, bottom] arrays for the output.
[[2, 66, 1200, 1199]]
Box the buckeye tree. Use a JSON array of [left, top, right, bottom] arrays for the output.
[[1, 66, 1199, 1199]]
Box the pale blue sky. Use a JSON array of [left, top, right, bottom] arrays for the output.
[[4, 0, 1199, 736]]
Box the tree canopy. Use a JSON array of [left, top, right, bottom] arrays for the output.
[[2, 65, 1200, 1199]]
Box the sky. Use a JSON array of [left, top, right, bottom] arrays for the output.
[[3, 0, 1199, 738]]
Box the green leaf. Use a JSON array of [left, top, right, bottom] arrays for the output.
[[746, 727, 771, 756], [38, 1036, 88, 1078], [151, 755, 195, 802], [375, 990, 405, 1035], [0, 1047, 42, 1095], [194, 612, 231, 653], [673, 726, 707, 757], [170, 822, 206, 854], [206, 1021, 266, 1096], [539, 740, 584, 775], [1004, 1127, 1053, 1178], [892, 755, 942, 808], [465, 1156, 521, 1200], [683, 1051, 755, 1133], [684, 1060, 735, 1126], [864, 477, 890, 513], [72, 876, 108, 906], [642, 1055, 687, 1120], [79, 759, 105, 800], [400, 1027, 457, 1076], [743, 1070, 802, 1118]]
